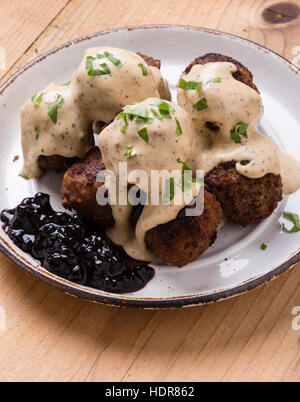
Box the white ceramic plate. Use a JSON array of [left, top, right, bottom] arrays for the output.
[[1, 25, 300, 308]]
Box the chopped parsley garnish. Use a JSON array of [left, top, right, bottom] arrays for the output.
[[97, 51, 123, 69], [31, 92, 44, 107], [281, 212, 300, 233], [116, 112, 128, 133], [177, 158, 193, 191], [34, 126, 40, 139], [131, 105, 153, 124], [178, 78, 202, 93], [193, 97, 208, 110], [60, 80, 71, 86], [260, 243, 267, 250], [116, 101, 177, 141], [206, 77, 221, 84], [230, 121, 248, 144], [85, 56, 111, 76], [47, 94, 65, 124], [18, 172, 29, 180], [116, 101, 175, 135], [175, 118, 182, 136], [138, 63, 148, 76], [177, 158, 191, 172], [150, 108, 163, 121], [124, 145, 135, 157], [151, 99, 175, 119], [138, 127, 149, 143], [163, 178, 175, 204]]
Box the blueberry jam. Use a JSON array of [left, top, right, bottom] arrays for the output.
[[0, 193, 154, 293]]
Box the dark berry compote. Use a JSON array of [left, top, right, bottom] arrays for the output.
[[0, 193, 154, 293]]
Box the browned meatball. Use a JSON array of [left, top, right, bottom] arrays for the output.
[[37, 122, 94, 172], [38, 155, 79, 171], [145, 190, 223, 267], [205, 161, 283, 226], [61, 147, 114, 228], [137, 52, 161, 69], [184, 53, 259, 93]]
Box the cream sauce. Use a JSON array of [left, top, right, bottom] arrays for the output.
[[177, 62, 300, 194], [21, 82, 94, 178], [73, 47, 170, 122], [21, 47, 171, 178], [98, 98, 197, 261]]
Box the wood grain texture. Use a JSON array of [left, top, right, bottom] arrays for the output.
[[1, 0, 300, 382]]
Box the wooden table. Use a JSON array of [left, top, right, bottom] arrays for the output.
[[1, 0, 300, 382]]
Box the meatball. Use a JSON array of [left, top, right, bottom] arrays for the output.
[[137, 52, 161, 69], [37, 122, 94, 172], [145, 190, 223, 267], [38, 155, 79, 171], [205, 161, 283, 226], [61, 147, 114, 228], [184, 53, 259, 93], [92, 52, 162, 135]]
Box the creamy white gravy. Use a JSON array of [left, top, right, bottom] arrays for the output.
[[177, 61, 300, 194], [98, 98, 196, 261]]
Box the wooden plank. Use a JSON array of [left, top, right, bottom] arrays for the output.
[[0, 0, 70, 81], [0, 0, 300, 382]]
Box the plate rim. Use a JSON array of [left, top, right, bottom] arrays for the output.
[[1, 24, 300, 309]]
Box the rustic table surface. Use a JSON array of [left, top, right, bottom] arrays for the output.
[[1, 0, 300, 382]]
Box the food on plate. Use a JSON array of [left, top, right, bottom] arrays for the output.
[[178, 53, 300, 225], [3, 46, 300, 295], [205, 161, 283, 225], [145, 190, 223, 267], [20, 47, 171, 179], [184, 53, 259, 93], [62, 147, 114, 228]]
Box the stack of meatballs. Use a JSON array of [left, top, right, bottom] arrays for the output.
[[48, 54, 283, 267]]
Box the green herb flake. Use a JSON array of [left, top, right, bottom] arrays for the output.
[[150, 108, 163, 121], [281, 212, 300, 233], [230, 121, 248, 144], [206, 77, 221, 84], [177, 158, 193, 191], [124, 145, 135, 157], [31, 92, 44, 107], [85, 56, 111, 76], [47, 94, 65, 124], [99, 51, 123, 69], [137, 127, 149, 143], [178, 78, 202, 93], [193, 97, 208, 111], [116, 112, 128, 133], [18, 172, 29, 180], [260, 243, 267, 250], [151, 99, 175, 120], [163, 178, 175, 204], [138, 63, 148, 76], [177, 158, 191, 173], [34, 126, 40, 139], [175, 118, 182, 136], [60, 80, 71, 86], [132, 105, 149, 118], [136, 116, 154, 125]]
